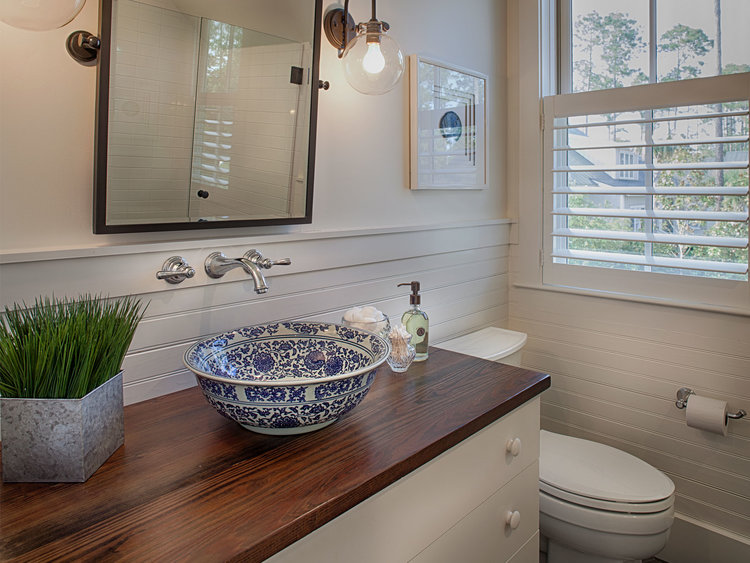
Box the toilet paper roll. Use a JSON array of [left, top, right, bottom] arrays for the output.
[[686, 395, 728, 436]]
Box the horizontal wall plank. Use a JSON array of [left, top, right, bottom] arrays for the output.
[[542, 388, 750, 472], [122, 302, 511, 406], [139, 245, 507, 320], [674, 494, 750, 540], [122, 274, 508, 385], [521, 337, 749, 403], [513, 317, 750, 379], [0, 222, 510, 305], [510, 286, 750, 357], [524, 351, 750, 442], [130, 252, 508, 351], [669, 474, 750, 522], [123, 370, 195, 406]]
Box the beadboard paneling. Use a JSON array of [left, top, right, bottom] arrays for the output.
[[510, 285, 750, 543], [0, 221, 511, 406]]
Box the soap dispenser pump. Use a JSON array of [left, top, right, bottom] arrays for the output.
[[397, 281, 429, 361]]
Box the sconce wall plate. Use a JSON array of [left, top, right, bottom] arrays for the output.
[[66, 30, 100, 64], [323, 8, 356, 51]]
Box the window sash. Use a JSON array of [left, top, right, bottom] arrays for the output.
[[542, 72, 750, 308], [558, 0, 747, 94]]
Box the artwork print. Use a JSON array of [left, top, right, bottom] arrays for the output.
[[409, 55, 487, 189]]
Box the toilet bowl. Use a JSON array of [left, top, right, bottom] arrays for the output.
[[540, 430, 674, 563], [435, 327, 676, 563]]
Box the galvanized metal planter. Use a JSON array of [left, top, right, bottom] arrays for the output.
[[1, 372, 124, 482]]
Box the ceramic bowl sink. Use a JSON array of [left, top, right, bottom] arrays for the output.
[[183, 321, 390, 435]]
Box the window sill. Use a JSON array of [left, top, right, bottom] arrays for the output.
[[512, 281, 750, 317]]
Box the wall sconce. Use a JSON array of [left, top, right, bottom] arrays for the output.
[[323, 0, 404, 95], [0, 0, 99, 64], [0, 0, 86, 31]]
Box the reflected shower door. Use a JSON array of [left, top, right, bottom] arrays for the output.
[[188, 19, 310, 222]]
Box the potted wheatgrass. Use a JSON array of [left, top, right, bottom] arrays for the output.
[[0, 295, 145, 482]]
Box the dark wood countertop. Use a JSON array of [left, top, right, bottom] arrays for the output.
[[0, 348, 549, 562]]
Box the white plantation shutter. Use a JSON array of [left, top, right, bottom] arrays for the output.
[[542, 73, 750, 307]]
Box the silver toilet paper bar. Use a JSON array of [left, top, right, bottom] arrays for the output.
[[675, 387, 746, 420]]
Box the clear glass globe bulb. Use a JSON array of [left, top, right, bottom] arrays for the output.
[[342, 29, 404, 95], [362, 43, 386, 74], [0, 0, 86, 31]]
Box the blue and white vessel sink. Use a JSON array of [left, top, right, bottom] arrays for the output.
[[184, 322, 390, 435]]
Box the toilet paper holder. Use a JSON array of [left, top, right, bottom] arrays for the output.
[[675, 388, 746, 420]]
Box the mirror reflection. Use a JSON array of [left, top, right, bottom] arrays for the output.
[[95, 0, 320, 233]]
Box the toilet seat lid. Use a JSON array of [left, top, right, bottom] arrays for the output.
[[540, 431, 675, 504], [434, 327, 527, 361]]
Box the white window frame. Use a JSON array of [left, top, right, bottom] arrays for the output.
[[542, 73, 750, 309]]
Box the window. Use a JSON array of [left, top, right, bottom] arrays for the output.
[[543, 1, 749, 308], [563, 0, 750, 94], [617, 150, 639, 180]]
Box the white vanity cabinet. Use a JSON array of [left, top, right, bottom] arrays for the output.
[[267, 397, 540, 563]]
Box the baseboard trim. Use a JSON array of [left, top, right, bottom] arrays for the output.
[[658, 513, 750, 563]]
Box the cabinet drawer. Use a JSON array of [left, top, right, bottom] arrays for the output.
[[508, 531, 540, 563], [409, 462, 540, 563], [267, 398, 540, 563]]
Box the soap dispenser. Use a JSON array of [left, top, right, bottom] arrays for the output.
[[397, 281, 429, 361]]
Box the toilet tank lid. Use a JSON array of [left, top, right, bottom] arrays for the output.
[[540, 430, 675, 504], [434, 327, 527, 361]]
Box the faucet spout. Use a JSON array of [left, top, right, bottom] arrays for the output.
[[237, 258, 269, 294], [204, 250, 290, 293], [204, 252, 268, 293]]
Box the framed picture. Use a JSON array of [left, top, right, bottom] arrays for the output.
[[409, 55, 487, 190]]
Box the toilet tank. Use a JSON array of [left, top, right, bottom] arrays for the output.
[[434, 327, 528, 367]]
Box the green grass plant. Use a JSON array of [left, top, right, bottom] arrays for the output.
[[0, 295, 145, 399]]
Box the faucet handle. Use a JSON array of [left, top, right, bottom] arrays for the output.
[[156, 256, 195, 284], [244, 250, 292, 269], [267, 257, 292, 266]]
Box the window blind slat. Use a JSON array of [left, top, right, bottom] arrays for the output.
[[552, 228, 748, 249], [553, 109, 749, 130], [553, 135, 750, 152], [553, 161, 749, 173], [552, 249, 748, 275], [552, 186, 749, 196], [552, 207, 748, 222]]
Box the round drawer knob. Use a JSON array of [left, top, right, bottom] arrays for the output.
[[505, 510, 521, 530], [505, 437, 522, 457]]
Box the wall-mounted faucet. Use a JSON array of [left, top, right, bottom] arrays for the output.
[[204, 250, 291, 294]]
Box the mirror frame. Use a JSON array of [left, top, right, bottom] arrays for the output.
[[93, 0, 322, 234]]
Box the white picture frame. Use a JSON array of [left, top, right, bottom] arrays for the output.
[[409, 55, 488, 190]]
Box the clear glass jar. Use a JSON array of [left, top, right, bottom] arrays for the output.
[[387, 333, 416, 373], [341, 313, 391, 339]]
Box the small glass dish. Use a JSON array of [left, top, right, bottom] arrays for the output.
[[341, 313, 391, 339]]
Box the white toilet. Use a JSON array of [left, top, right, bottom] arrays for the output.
[[435, 327, 676, 563]]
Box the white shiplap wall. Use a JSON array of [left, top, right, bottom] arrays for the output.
[[0, 221, 510, 405], [509, 288, 750, 543]]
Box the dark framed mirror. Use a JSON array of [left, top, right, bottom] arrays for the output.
[[94, 0, 321, 233]]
